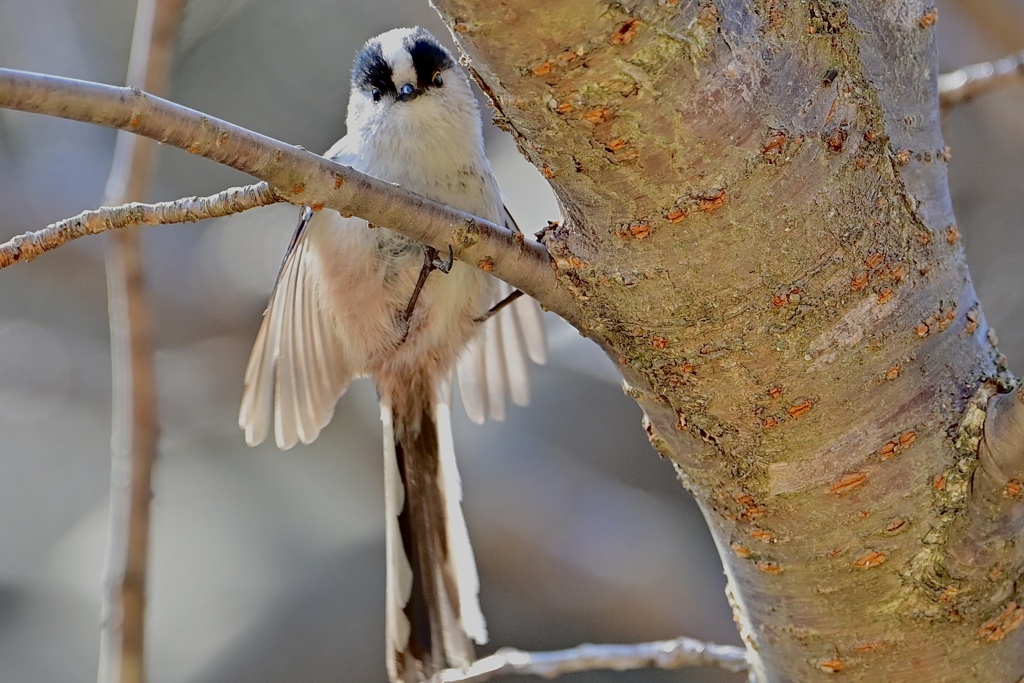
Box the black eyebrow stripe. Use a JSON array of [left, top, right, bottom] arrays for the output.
[[404, 31, 455, 89], [352, 40, 397, 98]]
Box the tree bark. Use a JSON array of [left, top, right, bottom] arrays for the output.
[[431, 0, 1023, 680]]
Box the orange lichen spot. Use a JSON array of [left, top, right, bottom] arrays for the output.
[[679, 362, 695, 374], [628, 222, 652, 239], [651, 336, 669, 349], [583, 107, 610, 124], [187, 143, 201, 155], [763, 417, 780, 429], [937, 305, 957, 331], [828, 547, 845, 558], [817, 658, 845, 673], [865, 252, 884, 269], [610, 18, 641, 44], [697, 3, 719, 25], [864, 129, 876, 143], [556, 102, 574, 114], [939, 585, 960, 603], [899, 431, 917, 446], [933, 473, 947, 490], [532, 61, 553, 76], [915, 323, 931, 338], [453, 22, 471, 33], [896, 149, 912, 166], [334, 174, 344, 189], [884, 518, 908, 535], [853, 550, 887, 569], [742, 507, 766, 520], [854, 640, 887, 654], [771, 294, 787, 309], [762, 131, 787, 156], [699, 190, 727, 212], [731, 542, 752, 559], [825, 126, 847, 152], [750, 529, 775, 543], [788, 400, 813, 419], [824, 98, 839, 125], [978, 602, 1024, 642], [129, 114, 142, 128], [919, 7, 939, 28], [665, 207, 688, 222], [1005, 480, 1023, 498], [540, 165, 554, 179], [310, 202, 324, 212], [477, 257, 494, 272], [855, 156, 867, 170], [965, 308, 980, 334], [884, 365, 901, 381], [857, 509, 872, 520], [558, 49, 581, 62], [757, 561, 781, 574], [768, 386, 783, 399], [851, 272, 869, 291], [879, 441, 897, 459], [829, 471, 867, 495], [891, 264, 907, 282], [606, 138, 627, 151], [877, 288, 894, 304], [292, 183, 305, 195], [946, 224, 960, 244]]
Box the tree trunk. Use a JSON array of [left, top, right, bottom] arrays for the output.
[[431, 0, 1024, 680]]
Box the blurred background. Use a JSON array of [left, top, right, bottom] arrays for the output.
[[0, 1, 1020, 682]]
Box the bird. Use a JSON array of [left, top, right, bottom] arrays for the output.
[[237, 27, 547, 683]]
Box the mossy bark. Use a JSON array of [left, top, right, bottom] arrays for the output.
[[432, 0, 1024, 680]]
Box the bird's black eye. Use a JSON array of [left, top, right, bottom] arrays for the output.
[[371, 87, 382, 102], [431, 71, 443, 88]]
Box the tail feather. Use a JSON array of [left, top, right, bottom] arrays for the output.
[[381, 382, 485, 683]]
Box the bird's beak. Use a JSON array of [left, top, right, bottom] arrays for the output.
[[397, 83, 420, 102]]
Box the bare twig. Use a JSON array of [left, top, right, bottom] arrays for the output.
[[0, 183, 282, 268], [429, 638, 749, 682], [0, 68, 580, 326], [939, 50, 1024, 108], [97, 1, 186, 683]]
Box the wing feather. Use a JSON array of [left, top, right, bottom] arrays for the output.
[[239, 207, 353, 449]]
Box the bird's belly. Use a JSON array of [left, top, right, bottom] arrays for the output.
[[309, 218, 490, 380]]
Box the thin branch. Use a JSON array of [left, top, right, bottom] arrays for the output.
[[939, 50, 1024, 108], [0, 68, 580, 327], [0, 183, 283, 268], [429, 638, 750, 683], [97, 1, 186, 683]]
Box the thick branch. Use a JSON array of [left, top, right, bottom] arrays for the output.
[[429, 638, 749, 683], [939, 51, 1024, 108], [0, 68, 580, 326], [0, 183, 283, 268]]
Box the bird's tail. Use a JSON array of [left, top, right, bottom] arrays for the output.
[[381, 375, 487, 683]]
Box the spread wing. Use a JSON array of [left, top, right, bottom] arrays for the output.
[[455, 205, 547, 424], [239, 207, 354, 449]]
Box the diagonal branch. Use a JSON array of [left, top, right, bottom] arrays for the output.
[[429, 638, 749, 683], [0, 183, 283, 268], [0, 68, 580, 326], [939, 51, 1024, 108]]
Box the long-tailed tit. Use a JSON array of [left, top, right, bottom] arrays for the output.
[[238, 27, 546, 683]]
